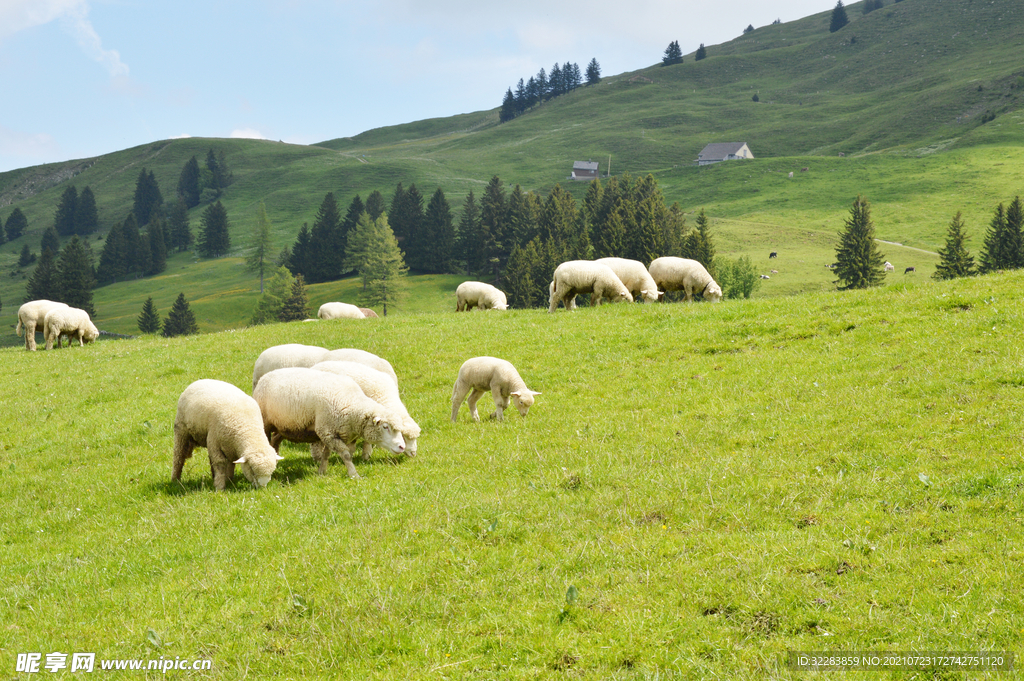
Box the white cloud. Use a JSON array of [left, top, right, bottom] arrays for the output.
[[0, 124, 61, 163], [230, 129, 267, 140], [60, 4, 129, 78]]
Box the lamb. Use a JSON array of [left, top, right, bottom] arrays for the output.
[[548, 260, 633, 312], [595, 257, 664, 302], [253, 367, 407, 479], [312, 360, 421, 458], [648, 257, 723, 303], [172, 379, 283, 491], [359, 307, 380, 318], [252, 344, 330, 390], [455, 281, 509, 311], [43, 306, 99, 350], [318, 301, 366, 320], [16, 300, 69, 351], [451, 356, 540, 423]]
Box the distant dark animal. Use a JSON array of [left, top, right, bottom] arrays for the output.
[[825, 263, 837, 269], [801, 167, 809, 172], [769, 251, 777, 259], [838, 152, 846, 157], [904, 267, 916, 274], [760, 274, 771, 280], [359, 307, 379, 318]]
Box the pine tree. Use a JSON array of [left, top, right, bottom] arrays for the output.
[[26, 247, 61, 301], [132, 168, 163, 226], [344, 212, 376, 288], [289, 223, 313, 279], [1003, 196, 1023, 269], [830, 0, 850, 32], [74, 186, 99, 235], [340, 194, 365, 273], [121, 213, 148, 277], [358, 215, 408, 316], [249, 266, 294, 325], [19, 244, 36, 267], [205, 149, 223, 195], [147, 218, 167, 275], [167, 197, 193, 252], [504, 240, 542, 309], [695, 43, 707, 61], [41, 226, 60, 256], [137, 297, 161, 333], [246, 202, 274, 293], [397, 184, 425, 271], [307, 192, 345, 282], [481, 176, 508, 275], [279, 274, 310, 322], [97, 221, 127, 284], [162, 293, 199, 337], [197, 201, 230, 257], [585, 58, 602, 85], [500, 88, 517, 123], [6, 207, 28, 241], [933, 212, 976, 280], [457, 190, 483, 275], [420, 188, 457, 274], [683, 209, 717, 275], [979, 203, 1007, 273], [507, 184, 540, 250], [662, 40, 683, 66], [744, 24, 755, 34], [54, 186, 78, 237], [834, 195, 885, 289], [365, 190, 387, 221], [178, 156, 202, 209], [56, 237, 96, 316]]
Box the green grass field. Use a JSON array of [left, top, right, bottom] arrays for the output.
[[2, 270, 1023, 678]]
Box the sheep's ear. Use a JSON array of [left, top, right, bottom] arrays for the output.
[[274, 453, 284, 461], [234, 456, 247, 464], [373, 416, 382, 425], [513, 390, 541, 397]]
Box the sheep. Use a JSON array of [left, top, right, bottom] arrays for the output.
[[595, 257, 663, 302], [252, 344, 330, 390], [549, 281, 576, 310], [884, 261, 895, 272], [455, 281, 509, 311], [321, 348, 399, 386], [43, 306, 99, 350], [648, 257, 723, 303], [359, 307, 380, 318], [318, 302, 365, 320], [172, 379, 283, 491], [16, 300, 68, 351], [253, 367, 407, 479], [312, 360, 421, 458], [549, 260, 633, 312], [451, 356, 540, 423]]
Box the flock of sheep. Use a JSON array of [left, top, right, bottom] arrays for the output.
[[15, 255, 718, 490]]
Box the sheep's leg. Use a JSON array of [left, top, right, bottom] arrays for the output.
[[209, 446, 232, 491], [491, 389, 508, 421], [467, 389, 485, 422], [171, 428, 195, 481], [24, 320, 35, 351], [333, 441, 360, 479], [451, 381, 471, 422], [268, 431, 283, 451], [361, 440, 373, 462], [548, 288, 560, 313], [77, 331, 85, 347], [310, 441, 331, 475]]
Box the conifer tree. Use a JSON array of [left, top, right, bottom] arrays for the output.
[[41, 226, 60, 256], [358, 215, 408, 316], [246, 202, 274, 293], [54, 186, 78, 236], [389, 183, 409, 240], [289, 223, 313, 279], [307, 192, 345, 282], [74, 187, 99, 235], [830, 0, 849, 32], [250, 266, 294, 325], [979, 203, 1007, 273], [682, 209, 717, 275], [57, 237, 96, 316], [121, 213, 149, 277], [933, 212, 976, 280], [419, 188, 457, 274], [97, 221, 127, 284], [162, 293, 199, 337], [344, 213, 375, 288], [396, 184, 425, 270], [507, 184, 539, 250], [6, 207, 28, 241], [167, 197, 193, 252], [177, 156, 202, 209], [137, 297, 161, 334], [481, 176, 508, 274], [457, 191, 484, 275], [197, 201, 230, 257], [132, 169, 163, 226], [340, 195, 365, 271], [205, 149, 224, 195], [26, 247, 61, 301], [147, 218, 167, 275], [662, 40, 683, 66], [1003, 196, 1023, 269], [834, 195, 885, 289], [695, 43, 707, 61], [365, 190, 386, 221], [19, 244, 36, 268], [279, 274, 310, 322], [500, 88, 517, 123], [585, 58, 601, 85], [504, 240, 542, 309]]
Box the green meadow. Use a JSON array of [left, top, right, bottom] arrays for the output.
[[2, 270, 1023, 678]]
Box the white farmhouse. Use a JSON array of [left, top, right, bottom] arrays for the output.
[[696, 142, 754, 166]]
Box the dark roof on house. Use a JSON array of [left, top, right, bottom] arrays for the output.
[[697, 142, 748, 160], [573, 161, 599, 171]]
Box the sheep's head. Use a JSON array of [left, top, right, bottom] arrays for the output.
[[84, 323, 100, 343], [402, 418, 422, 457], [511, 390, 541, 417], [704, 282, 723, 303], [372, 416, 406, 454], [612, 288, 633, 303], [234, 448, 284, 488], [641, 289, 664, 302]]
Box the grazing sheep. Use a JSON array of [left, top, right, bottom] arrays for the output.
[[252, 344, 330, 390], [43, 306, 99, 350], [321, 348, 399, 386], [313, 360, 421, 458], [549, 260, 633, 312], [359, 307, 380, 318], [16, 300, 69, 351], [549, 280, 576, 310], [254, 367, 407, 479], [172, 379, 283, 491], [884, 261, 895, 272], [451, 356, 540, 423], [455, 281, 509, 311], [760, 274, 771, 280], [318, 302, 365, 320], [595, 257, 663, 302], [648, 257, 723, 303]]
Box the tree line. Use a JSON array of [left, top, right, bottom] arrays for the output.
[[499, 59, 601, 123]]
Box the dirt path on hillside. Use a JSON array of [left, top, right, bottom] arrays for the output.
[[875, 239, 938, 256]]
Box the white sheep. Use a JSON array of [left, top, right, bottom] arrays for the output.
[[549, 280, 576, 310], [16, 300, 69, 351], [312, 360, 421, 458], [252, 344, 330, 390], [549, 260, 633, 312], [43, 306, 99, 350], [648, 257, 723, 303], [595, 257, 664, 302], [359, 307, 380, 318], [253, 367, 407, 479], [455, 281, 509, 311], [172, 379, 283, 491], [451, 356, 540, 423], [322, 348, 399, 386], [318, 301, 366, 320]]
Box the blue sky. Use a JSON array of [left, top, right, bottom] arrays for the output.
[[0, 0, 837, 173]]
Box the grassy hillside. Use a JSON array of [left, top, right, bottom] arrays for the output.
[[2, 270, 1023, 678], [1, 0, 1023, 339]]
